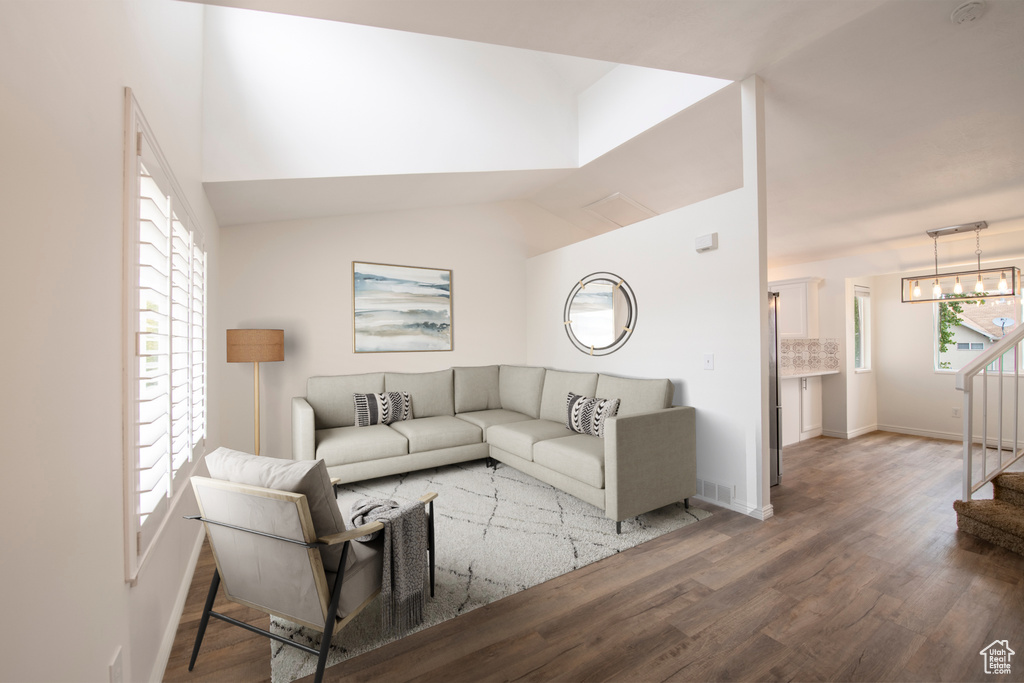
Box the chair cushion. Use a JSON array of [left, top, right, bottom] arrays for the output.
[[533, 434, 606, 489], [454, 365, 501, 413], [204, 447, 351, 572], [307, 373, 385, 429], [316, 424, 408, 467], [385, 369, 454, 418], [595, 374, 673, 416], [455, 409, 533, 442], [389, 416, 482, 453], [487, 419, 572, 461], [539, 369, 598, 423], [499, 365, 546, 419]]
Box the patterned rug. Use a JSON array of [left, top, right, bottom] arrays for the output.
[[269, 460, 710, 682]]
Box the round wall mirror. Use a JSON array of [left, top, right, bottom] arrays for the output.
[[564, 272, 637, 356]]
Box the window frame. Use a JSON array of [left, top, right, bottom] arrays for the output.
[[122, 89, 207, 583]]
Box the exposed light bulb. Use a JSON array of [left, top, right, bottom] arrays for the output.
[[999, 271, 1008, 292], [913, 280, 921, 298], [954, 276, 963, 295], [932, 279, 942, 298], [975, 273, 985, 293]]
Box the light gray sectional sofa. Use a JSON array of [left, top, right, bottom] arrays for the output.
[[292, 365, 696, 530]]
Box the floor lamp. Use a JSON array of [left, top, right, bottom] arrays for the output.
[[226, 329, 284, 455]]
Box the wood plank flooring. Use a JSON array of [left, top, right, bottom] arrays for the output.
[[165, 432, 1024, 682]]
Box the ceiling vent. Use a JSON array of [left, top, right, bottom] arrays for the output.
[[583, 192, 658, 228], [951, 1, 985, 25]]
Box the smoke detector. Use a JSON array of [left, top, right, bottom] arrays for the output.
[[951, 1, 985, 25]]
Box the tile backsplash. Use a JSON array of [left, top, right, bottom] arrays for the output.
[[779, 338, 840, 375]]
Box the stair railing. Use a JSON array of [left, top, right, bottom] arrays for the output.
[[956, 320, 1024, 500]]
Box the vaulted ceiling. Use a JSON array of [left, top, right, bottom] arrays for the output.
[[189, 0, 1024, 267]]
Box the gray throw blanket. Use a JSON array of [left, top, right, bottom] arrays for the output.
[[350, 497, 427, 632]]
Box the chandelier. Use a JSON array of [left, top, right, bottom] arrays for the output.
[[901, 221, 1020, 303]]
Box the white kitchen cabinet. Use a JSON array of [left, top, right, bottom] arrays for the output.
[[769, 277, 822, 339], [780, 375, 824, 446]]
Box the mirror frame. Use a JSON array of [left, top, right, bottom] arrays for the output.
[[563, 272, 637, 356]]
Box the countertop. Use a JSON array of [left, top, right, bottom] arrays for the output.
[[780, 369, 840, 379]]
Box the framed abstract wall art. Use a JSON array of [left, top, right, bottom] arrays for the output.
[[353, 261, 453, 352]]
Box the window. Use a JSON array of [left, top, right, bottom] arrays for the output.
[[123, 90, 206, 582], [935, 296, 1020, 371], [854, 286, 870, 370]]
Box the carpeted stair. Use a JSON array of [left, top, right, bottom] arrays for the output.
[[954, 473, 1024, 557]]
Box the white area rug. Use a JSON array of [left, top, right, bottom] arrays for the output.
[[269, 461, 710, 682]]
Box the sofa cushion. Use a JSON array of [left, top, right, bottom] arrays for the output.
[[315, 424, 408, 467], [487, 419, 571, 461], [204, 447, 352, 572], [539, 369, 599, 423], [385, 369, 454, 418], [389, 416, 482, 453], [455, 409, 533, 442], [454, 365, 501, 413], [595, 374, 673, 416], [499, 365, 546, 419], [353, 391, 410, 427], [533, 434, 605, 489], [566, 393, 620, 438], [307, 373, 385, 429]]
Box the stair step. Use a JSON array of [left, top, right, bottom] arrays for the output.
[[993, 473, 1024, 508], [954, 499, 1024, 557]]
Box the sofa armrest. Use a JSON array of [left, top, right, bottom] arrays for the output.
[[292, 397, 316, 461], [604, 406, 696, 522]]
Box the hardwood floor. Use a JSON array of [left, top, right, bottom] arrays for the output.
[[165, 432, 1024, 682]]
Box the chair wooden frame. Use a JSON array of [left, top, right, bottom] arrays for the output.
[[186, 476, 436, 683]]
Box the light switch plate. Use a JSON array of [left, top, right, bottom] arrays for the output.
[[704, 354, 715, 370]]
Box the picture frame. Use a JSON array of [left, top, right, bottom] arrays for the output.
[[353, 261, 453, 353]]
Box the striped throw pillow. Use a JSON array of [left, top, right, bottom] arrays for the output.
[[353, 391, 411, 427], [566, 392, 620, 438]]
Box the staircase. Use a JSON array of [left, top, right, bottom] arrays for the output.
[[953, 316, 1024, 555], [954, 473, 1024, 556]]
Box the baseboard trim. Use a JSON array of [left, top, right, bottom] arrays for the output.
[[696, 495, 773, 520], [877, 424, 961, 443], [150, 525, 205, 683], [822, 425, 878, 440]]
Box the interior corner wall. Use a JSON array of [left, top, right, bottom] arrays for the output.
[[218, 202, 535, 459], [524, 186, 767, 516], [0, 2, 219, 682]]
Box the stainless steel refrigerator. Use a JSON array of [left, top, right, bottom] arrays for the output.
[[769, 291, 782, 486]]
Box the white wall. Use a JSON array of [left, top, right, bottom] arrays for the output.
[[202, 6, 579, 182], [218, 201, 568, 458], [874, 257, 1024, 441], [525, 78, 770, 518], [0, 2, 219, 681], [578, 64, 730, 165]]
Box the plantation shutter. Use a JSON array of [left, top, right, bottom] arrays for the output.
[[126, 90, 206, 576]]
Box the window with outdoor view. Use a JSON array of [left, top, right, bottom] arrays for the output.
[[854, 286, 870, 370], [935, 296, 1021, 371]]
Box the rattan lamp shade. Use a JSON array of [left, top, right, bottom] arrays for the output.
[[226, 329, 284, 363]]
